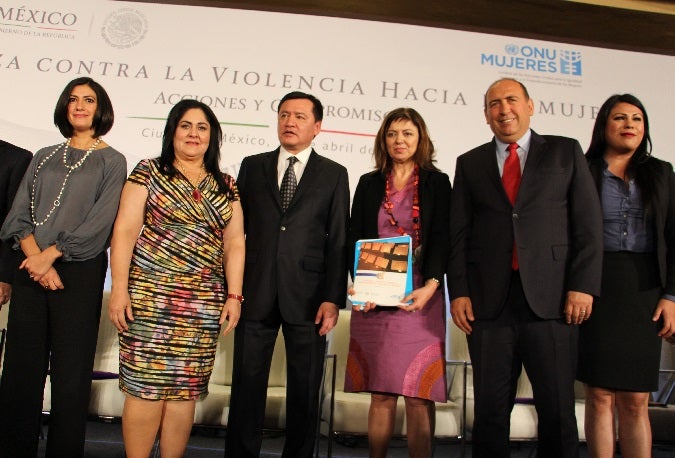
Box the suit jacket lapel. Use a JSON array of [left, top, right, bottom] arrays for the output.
[[264, 149, 283, 210], [480, 141, 511, 204], [521, 131, 545, 178], [514, 131, 545, 206]]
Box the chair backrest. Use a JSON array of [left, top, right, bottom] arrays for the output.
[[0, 304, 7, 329], [656, 341, 675, 404], [447, 319, 470, 401], [446, 318, 538, 401], [326, 309, 352, 390], [209, 323, 287, 388], [93, 292, 120, 374], [662, 341, 675, 371], [1, 300, 9, 373]]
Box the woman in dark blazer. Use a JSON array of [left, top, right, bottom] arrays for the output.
[[578, 94, 675, 458], [344, 107, 451, 458]]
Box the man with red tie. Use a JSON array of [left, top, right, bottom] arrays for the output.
[[448, 78, 603, 457]]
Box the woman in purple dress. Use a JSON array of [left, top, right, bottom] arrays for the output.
[[345, 108, 451, 457]]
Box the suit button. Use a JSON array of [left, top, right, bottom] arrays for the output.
[[280, 226, 286, 231], [512, 213, 518, 220]]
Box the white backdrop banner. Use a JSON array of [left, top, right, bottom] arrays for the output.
[[1, 0, 674, 192]]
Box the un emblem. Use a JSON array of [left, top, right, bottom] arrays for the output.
[[505, 44, 519, 55]]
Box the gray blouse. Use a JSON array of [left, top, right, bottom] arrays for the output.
[[0, 143, 127, 262]]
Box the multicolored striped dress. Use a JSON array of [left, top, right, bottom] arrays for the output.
[[119, 158, 238, 400]]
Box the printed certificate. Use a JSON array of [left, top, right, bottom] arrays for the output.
[[349, 235, 413, 306]]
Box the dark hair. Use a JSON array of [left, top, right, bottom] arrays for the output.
[[483, 78, 531, 109], [158, 99, 231, 197], [586, 93, 657, 215], [53, 77, 114, 137], [373, 107, 438, 173], [278, 91, 323, 121]]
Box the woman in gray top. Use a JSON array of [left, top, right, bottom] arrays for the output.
[[0, 77, 126, 458]]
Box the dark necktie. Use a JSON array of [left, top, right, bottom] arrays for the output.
[[280, 156, 298, 211], [503, 143, 521, 269]]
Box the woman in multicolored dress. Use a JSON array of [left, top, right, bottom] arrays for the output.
[[345, 108, 451, 458], [108, 99, 244, 458], [0, 77, 126, 457]]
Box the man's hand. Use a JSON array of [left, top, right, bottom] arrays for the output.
[[564, 290, 593, 325], [450, 296, 474, 334], [315, 302, 339, 336]]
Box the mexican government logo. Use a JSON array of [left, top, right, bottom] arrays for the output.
[[101, 8, 148, 49]]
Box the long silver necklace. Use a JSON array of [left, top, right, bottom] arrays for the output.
[[30, 137, 102, 226]]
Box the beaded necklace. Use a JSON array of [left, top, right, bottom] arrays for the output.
[[383, 165, 421, 248], [30, 137, 102, 226]]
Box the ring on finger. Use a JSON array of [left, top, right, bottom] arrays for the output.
[[359, 304, 365, 311]]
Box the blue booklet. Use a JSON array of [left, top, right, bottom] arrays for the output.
[[349, 235, 413, 306]]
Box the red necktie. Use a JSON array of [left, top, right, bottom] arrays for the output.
[[502, 143, 521, 269]]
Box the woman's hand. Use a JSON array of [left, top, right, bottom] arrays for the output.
[[109, 289, 134, 332], [654, 297, 675, 340], [220, 298, 241, 336], [351, 300, 377, 313], [20, 251, 56, 281], [348, 287, 377, 312], [38, 267, 64, 291], [397, 278, 439, 313]]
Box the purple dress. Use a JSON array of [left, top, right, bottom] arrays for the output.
[[344, 177, 447, 402]]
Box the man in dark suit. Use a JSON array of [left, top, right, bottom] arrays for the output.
[[448, 78, 603, 458], [225, 92, 349, 457], [0, 140, 32, 308]]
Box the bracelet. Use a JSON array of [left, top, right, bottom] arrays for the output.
[[427, 277, 441, 287], [227, 293, 244, 303]]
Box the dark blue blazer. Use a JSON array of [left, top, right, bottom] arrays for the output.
[[449, 131, 603, 319], [236, 148, 350, 324]]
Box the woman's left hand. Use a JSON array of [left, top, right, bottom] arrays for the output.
[[397, 279, 439, 313], [38, 267, 64, 291], [348, 287, 377, 313], [220, 298, 241, 336], [654, 297, 675, 340]]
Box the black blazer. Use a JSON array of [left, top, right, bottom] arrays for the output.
[[237, 148, 350, 324], [588, 157, 675, 295], [348, 168, 451, 284], [449, 131, 603, 319], [0, 140, 32, 283]]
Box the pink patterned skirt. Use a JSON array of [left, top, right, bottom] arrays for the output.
[[345, 268, 447, 402]]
